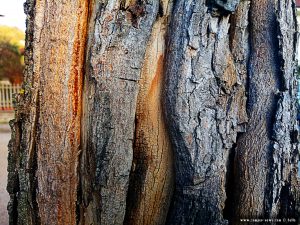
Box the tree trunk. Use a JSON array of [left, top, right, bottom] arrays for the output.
[[7, 0, 299, 224]]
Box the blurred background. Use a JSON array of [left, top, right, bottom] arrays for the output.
[[0, 0, 25, 224]]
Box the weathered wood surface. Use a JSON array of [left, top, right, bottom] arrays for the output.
[[7, 0, 299, 224], [164, 0, 247, 224], [124, 0, 174, 224], [8, 0, 90, 224], [233, 0, 299, 223], [234, 0, 281, 220], [79, 0, 166, 224]]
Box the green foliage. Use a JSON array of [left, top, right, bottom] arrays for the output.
[[0, 26, 25, 83], [0, 26, 25, 47]]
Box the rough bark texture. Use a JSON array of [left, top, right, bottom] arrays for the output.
[[234, 0, 281, 219], [123, 1, 174, 224], [7, 0, 299, 224], [164, 0, 247, 224], [7, 1, 38, 224], [79, 1, 165, 224], [233, 0, 299, 223], [270, 0, 299, 219], [8, 0, 90, 224]]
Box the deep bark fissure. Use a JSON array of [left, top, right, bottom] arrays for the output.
[[205, 0, 241, 15], [226, 9, 251, 221], [28, 93, 41, 225], [78, 0, 102, 221], [75, 1, 94, 224], [278, 182, 296, 220], [223, 141, 237, 224], [124, 113, 149, 224], [124, 1, 175, 223]]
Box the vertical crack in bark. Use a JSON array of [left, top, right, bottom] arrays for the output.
[[78, 1, 106, 224], [27, 92, 40, 225], [76, 0, 95, 224], [278, 182, 296, 219], [219, 1, 250, 223], [223, 142, 237, 225]]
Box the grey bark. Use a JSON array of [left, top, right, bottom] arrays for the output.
[[7, 0, 39, 224], [164, 0, 247, 224], [164, 0, 299, 224], [233, 0, 299, 222], [79, 1, 162, 224]]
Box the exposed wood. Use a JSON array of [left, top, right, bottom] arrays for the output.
[[8, 0, 90, 224], [124, 1, 174, 224]]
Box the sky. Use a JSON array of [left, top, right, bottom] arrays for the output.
[[0, 0, 26, 31]]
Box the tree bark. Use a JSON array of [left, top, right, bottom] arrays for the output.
[[163, 0, 249, 224], [7, 0, 299, 224], [233, 0, 299, 222]]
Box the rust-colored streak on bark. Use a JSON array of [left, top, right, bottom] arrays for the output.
[[69, 0, 89, 146], [148, 55, 163, 98], [65, 0, 89, 224], [125, 16, 174, 225], [35, 0, 90, 224]]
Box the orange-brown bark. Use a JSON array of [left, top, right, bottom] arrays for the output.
[[32, 0, 90, 224], [124, 5, 174, 224]]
